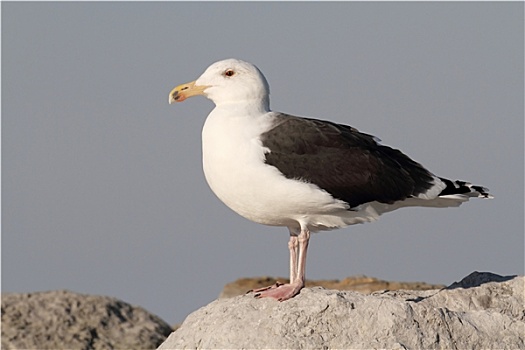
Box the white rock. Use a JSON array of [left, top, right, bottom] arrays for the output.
[[158, 272, 524, 349]]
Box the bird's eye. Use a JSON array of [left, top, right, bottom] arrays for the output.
[[224, 69, 235, 77]]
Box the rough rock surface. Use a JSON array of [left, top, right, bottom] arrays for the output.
[[159, 272, 524, 349], [1, 290, 173, 350], [220, 275, 445, 298]]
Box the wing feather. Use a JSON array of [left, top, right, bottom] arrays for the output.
[[261, 114, 435, 208]]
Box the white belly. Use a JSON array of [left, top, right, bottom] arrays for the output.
[[201, 109, 374, 232]]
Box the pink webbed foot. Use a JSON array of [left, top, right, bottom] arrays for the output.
[[249, 282, 303, 301], [248, 282, 284, 294]]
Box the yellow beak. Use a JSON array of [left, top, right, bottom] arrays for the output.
[[168, 81, 209, 104]]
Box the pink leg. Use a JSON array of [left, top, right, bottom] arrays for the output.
[[250, 227, 310, 301], [288, 234, 299, 284], [295, 228, 310, 288]]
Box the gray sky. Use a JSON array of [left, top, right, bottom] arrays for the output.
[[3, 2, 523, 325]]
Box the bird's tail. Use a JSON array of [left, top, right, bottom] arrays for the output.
[[369, 177, 493, 215], [437, 178, 493, 199]]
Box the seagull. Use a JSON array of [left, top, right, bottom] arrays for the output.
[[168, 58, 492, 301]]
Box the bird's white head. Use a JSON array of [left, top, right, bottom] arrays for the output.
[[169, 59, 270, 111]]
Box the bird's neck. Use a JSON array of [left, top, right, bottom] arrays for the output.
[[214, 97, 270, 116]]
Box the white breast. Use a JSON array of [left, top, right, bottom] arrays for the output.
[[201, 108, 372, 232]]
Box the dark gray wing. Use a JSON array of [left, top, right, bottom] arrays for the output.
[[260, 114, 435, 208]]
